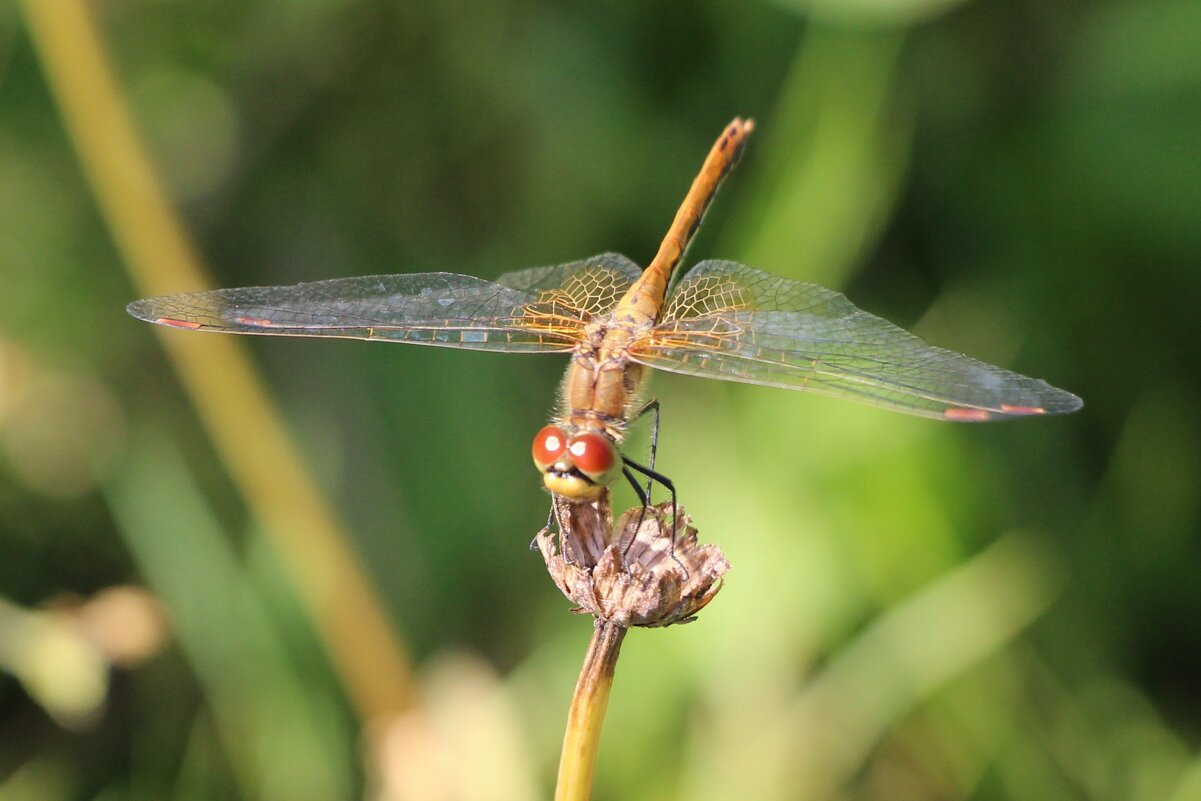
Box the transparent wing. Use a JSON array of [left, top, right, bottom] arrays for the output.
[[126, 253, 641, 353], [631, 260, 1082, 420], [497, 252, 641, 317]]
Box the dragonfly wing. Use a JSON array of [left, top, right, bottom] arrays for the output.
[[128, 254, 645, 353], [631, 260, 1082, 420], [127, 272, 580, 352], [496, 252, 642, 318]]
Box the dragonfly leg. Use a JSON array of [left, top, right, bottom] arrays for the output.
[[617, 466, 649, 564], [537, 495, 582, 565], [556, 496, 585, 566], [631, 398, 662, 504], [621, 455, 687, 578], [529, 501, 557, 551]]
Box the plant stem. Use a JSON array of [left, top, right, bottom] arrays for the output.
[[19, 0, 415, 719], [555, 620, 628, 801]]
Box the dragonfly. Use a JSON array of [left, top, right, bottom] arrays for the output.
[[128, 117, 1082, 516]]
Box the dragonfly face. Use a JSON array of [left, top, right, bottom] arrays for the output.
[[532, 425, 623, 500], [127, 118, 1082, 509]]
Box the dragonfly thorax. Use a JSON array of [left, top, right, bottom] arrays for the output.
[[561, 349, 647, 438]]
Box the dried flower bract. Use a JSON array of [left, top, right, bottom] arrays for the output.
[[536, 494, 729, 627]]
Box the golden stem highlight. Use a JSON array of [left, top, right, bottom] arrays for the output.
[[555, 621, 628, 801], [20, 0, 415, 719]]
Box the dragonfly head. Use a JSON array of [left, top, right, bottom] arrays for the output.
[[532, 424, 622, 500]]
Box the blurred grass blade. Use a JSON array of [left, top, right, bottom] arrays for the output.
[[783, 532, 1063, 796], [107, 429, 352, 801], [729, 24, 910, 288], [1169, 760, 1201, 801], [19, 0, 414, 718], [682, 532, 1063, 800], [0, 752, 75, 801], [771, 0, 974, 27]]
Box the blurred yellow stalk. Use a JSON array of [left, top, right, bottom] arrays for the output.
[[555, 622, 626, 801], [20, 0, 415, 719]]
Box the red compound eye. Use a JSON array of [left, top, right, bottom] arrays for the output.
[[532, 425, 568, 470], [567, 431, 618, 481]]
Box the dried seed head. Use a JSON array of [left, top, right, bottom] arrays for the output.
[[535, 494, 729, 628]]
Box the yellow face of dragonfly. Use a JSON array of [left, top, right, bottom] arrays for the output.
[[531, 425, 624, 501]]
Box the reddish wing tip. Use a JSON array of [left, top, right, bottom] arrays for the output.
[[1000, 404, 1047, 415], [156, 318, 202, 330], [944, 408, 993, 422]]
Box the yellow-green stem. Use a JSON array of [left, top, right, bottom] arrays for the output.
[[555, 621, 627, 801], [19, 0, 415, 719]]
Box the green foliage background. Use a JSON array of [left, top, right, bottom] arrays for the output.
[[1, 1, 1199, 799]]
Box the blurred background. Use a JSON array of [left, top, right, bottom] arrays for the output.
[[1, 0, 1198, 799]]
